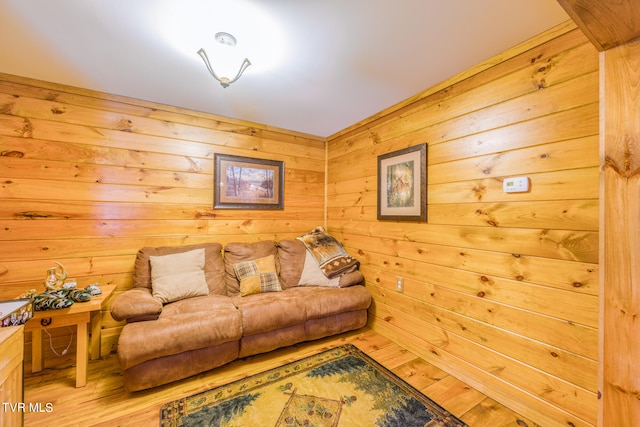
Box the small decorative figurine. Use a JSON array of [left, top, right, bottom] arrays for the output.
[[43, 262, 68, 291]]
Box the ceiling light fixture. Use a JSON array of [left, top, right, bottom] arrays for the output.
[[197, 32, 251, 88]]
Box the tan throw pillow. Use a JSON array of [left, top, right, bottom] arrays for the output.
[[150, 248, 209, 303], [233, 255, 282, 297], [298, 250, 340, 287]]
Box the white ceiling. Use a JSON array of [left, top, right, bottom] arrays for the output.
[[0, 0, 570, 137]]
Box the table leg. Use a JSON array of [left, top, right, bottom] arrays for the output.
[[76, 322, 88, 387], [90, 311, 101, 360], [31, 329, 44, 373]]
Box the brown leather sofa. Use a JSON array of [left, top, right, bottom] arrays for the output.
[[110, 240, 371, 391]]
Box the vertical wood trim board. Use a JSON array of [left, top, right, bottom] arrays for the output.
[[0, 73, 325, 357], [327, 27, 600, 427], [601, 39, 640, 427]]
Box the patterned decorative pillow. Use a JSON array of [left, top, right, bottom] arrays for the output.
[[233, 255, 282, 296]]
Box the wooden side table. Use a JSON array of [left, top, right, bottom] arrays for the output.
[[24, 285, 115, 388], [0, 325, 24, 427]]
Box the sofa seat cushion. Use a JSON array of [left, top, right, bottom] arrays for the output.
[[232, 290, 307, 336], [285, 286, 371, 319], [117, 296, 242, 370], [160, 294, 236, 317]]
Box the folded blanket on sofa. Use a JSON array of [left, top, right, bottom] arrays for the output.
[[296, 226, 360, 278]]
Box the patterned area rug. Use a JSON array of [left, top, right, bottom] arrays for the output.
[[160, 344, 467, 427]]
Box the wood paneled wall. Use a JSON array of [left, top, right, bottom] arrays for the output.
[[327, 22, 599, 427], [0, 17, 609, 427], [0, 73, 325, 355]]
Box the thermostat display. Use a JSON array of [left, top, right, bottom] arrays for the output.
[[503, 176, 530, 193]]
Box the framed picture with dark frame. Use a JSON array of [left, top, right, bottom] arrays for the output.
[[377, 143, 427, 222], [214, 154, 284, 210]]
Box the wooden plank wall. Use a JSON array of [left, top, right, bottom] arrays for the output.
[[0, 73, 325, 356], [326, 23, 599, 427]]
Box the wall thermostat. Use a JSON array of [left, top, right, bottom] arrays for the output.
[[503, 176, 530, 193]]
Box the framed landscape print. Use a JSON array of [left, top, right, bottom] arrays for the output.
[[377, 143, 427, 222], [214, 154, 284, 209]]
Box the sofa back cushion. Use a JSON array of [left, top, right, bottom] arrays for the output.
[[277, 239, 364, 289], [134, 243, 226, 295], [276, 239, 306, 288], [223, 241, 278, 296]]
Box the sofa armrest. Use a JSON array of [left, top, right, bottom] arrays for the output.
[[110, 288, 162, 323], [339, 270, 364, 288]]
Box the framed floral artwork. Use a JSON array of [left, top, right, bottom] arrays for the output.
[[377, 144, 427, 221]]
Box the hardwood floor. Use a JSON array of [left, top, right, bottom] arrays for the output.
[[22, 328, 537, 426]]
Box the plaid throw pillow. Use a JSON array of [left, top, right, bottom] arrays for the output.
[[233, 255, 282, 296]]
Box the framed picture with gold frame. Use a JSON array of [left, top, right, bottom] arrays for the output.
[[377, 144, 427, 222], [214, 154, 284, 209]]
